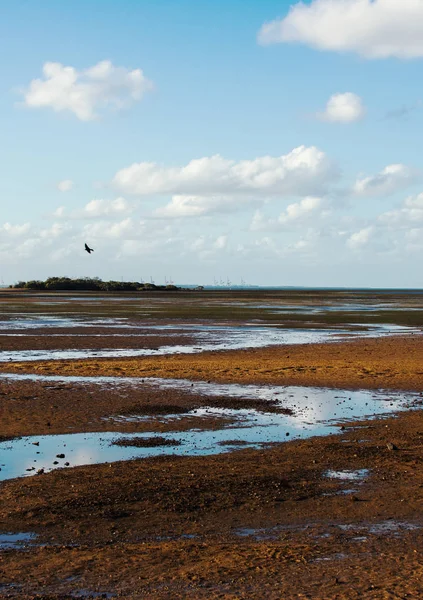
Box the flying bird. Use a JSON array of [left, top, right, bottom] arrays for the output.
[[85, 243, 94, 254]]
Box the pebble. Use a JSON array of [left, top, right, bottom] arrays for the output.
[[386, 442, 398, 451]]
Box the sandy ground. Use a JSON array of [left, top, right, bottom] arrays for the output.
[[2, 329, 423, 597], [1, 408, 423, 598], [0, 377, 292, 438], [0, 331, 195, 352], [3, 334, 423, 391]]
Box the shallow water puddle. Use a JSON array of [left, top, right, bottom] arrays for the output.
[[0, 326, 346, 361], [0, 373, 420, 424], [234, 525, 306, 540], [0, 374, 421, 481], [69, 591, 114, 599], [338, 521, 421, 540], [0, 532, 36, 550], [234, 520, 422, 543], [325, 469, 369, 481], [0, 420, 336, 482], [0, 317, 418, 362], [0, 315, 132, 330]]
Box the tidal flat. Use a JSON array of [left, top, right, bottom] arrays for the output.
[[1, 289, 423, 599]]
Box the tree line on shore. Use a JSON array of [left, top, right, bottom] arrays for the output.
[[10, 277, 181, 292]]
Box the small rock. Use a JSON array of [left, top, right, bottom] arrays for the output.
[[37, 469, 44, 475], [56, 454, 65, 459], [386, 442, 398, 451], [53, 461, 59, 465], [32, 442, 40, 446]]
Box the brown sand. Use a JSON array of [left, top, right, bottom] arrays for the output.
[[2, 408, 423, 598], [2, 334, 423, 391], [2, 334, 423, 598]]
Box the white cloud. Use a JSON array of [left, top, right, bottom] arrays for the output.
[[258, 0, 423, 59], [53, 198, 134, 219], [113, 146, 338, 197], [0, 221, 73, 262], [84, 217, 139, 239], [251, 196, 325, 230], [186, 234, 230, 261], [2, 222, 31, 236], [346, 226, 374, 249], [155, 194, 258, 218], [379, 192, 423, 224], [214, 235, 227, 249], [40, 223, 68, 239], [21, 60, 153, 121], [318, 93, 365, 123], [57, 179, 74, 192], [353, 164, 418, 196], [279, 196, 323, 223]]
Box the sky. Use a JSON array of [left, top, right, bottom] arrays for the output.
[[2, 0, 423, 288]]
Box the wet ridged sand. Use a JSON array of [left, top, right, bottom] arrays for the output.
[[3, 334, 423, 391]]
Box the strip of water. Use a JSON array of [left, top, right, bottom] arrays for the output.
[[0, 373, 421, 481], [325, 469, 369, 481], [0, 532, 36, 549], [0, 322, 417, 362], [0, 373, 420, 424]]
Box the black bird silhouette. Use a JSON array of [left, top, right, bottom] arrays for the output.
[[84, 243, 94, 254]]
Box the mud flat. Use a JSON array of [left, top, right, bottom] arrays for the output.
[[4, 334, 423, 391], [2, 409, 423, 598], [1, 290, 423, 598]]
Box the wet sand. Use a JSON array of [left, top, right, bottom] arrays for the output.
[[2, 291, 423, 598], [2, 408, 423, 598], [3, 334, 423, 391]]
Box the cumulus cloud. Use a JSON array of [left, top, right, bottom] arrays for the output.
[[2, 222, 31, 236], [279, 196, 323, 223], [317, 93, 365, 123], [84, 217, 137, 239], [346, 226, 374, 249], [258, 0, 423, 59], [53, 198, 134, 219], [57, 179, 74, 192], [0, 220, 74, 263], [251, 197, 325, 231], [21, 60, 153, 121], [380, 192, 423, 225], [187, 234, 230, 260], [155, 194, 258, 218], [353, 164, 418, 196], [113, 146, 337, 198]]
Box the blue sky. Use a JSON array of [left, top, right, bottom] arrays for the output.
[[2, 0, 423, 287]]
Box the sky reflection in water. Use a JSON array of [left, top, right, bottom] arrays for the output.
[[0, 373, 420, 481]]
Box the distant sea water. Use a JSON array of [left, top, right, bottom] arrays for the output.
[[182, 285, 423, 294]]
